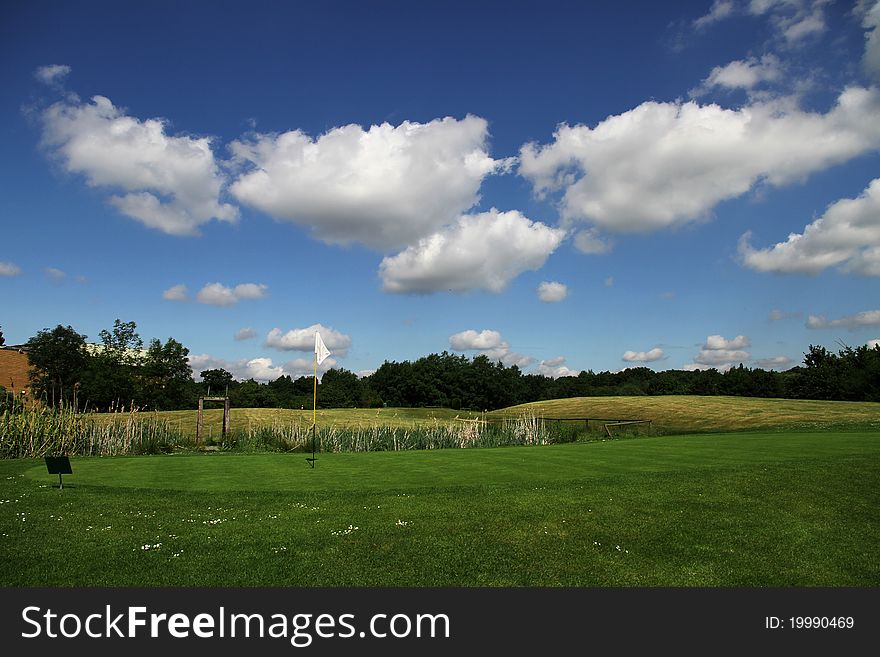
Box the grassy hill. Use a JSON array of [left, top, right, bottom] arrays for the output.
[[88, 396, 880, 440], [488, 395, 880, 434]]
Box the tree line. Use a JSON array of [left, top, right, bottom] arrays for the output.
[[4, 320, 879, 412]]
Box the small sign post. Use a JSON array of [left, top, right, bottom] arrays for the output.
[[44, 456, 72, 489]]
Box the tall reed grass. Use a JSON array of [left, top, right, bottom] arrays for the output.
[[227, 412, 565, 453], [0, 402, 192, 458], [1, 403, 591, 459]]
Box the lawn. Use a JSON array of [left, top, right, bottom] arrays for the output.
[[1, 429, 877, 586]]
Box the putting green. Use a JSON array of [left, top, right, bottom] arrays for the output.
[[23, 431, 879, 493]]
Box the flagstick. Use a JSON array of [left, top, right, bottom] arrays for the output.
[[309, 348, 317, 468]]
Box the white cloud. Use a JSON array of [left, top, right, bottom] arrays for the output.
[[45, 267, 66, 284], [769, 308, 800, 321], [695, 349, 751, 366], [682, 362, 720, 372], [535, 357, 579, 378], [35, 64, 71, 86], [692, 55, 782, 95], [748, 0, 830, 44], [231, 283, 268, 300], [234, 327, 257, 341], [448, 328, 534, 369], [806, 310, 880, 329], [189, 353, 335, 382], [622, 348, 665, 362], [686, 334, 752, 370], [282, 356, 338, 379], [0, 262, 21, 277], [230, 116, 511, 251], [860, 1, 880, 79], [754, 356, 794, 369], [265, 324, 352, 357], [449, 329, 504, 351], [379, 209, 565, 294], [537, 281, 568, 302], [868, 338, 880, 347], [705, 334, 751, 350], [573, 228, 613, 254], [195, 282, 267, 307], [40, 94, 238, 236], [739, 178, 880, 276], [241, 357, 285, 381], [162, 284, 188, 301], [694, 0, 735, 30], [519, 86, 880, 234]]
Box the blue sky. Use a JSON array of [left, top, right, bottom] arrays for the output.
[[2, 0, 879, 381]]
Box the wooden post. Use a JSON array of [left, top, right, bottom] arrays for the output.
[[223, 397, 230, 437], [196, 397, 204, 444]]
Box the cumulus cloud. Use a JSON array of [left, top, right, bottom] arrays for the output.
[[691, 55, 782, 96], [35, 64, 71, 86], [449, 329, 504, 351], [45, 267, 66, 284], [265, 324, 352, 357], [189, 353, 336, 382], [535, 357, 579, 378], [162, 284, 188, 301], [749, 0, 830, 44], [705, 334, 751, 350], [0, 262, 21, 277], [230, 116, 511, 251], [739, 178, 880, 276], [769, 308, 800, 321], [448, 328, 534, 369], [234, 327, 257, 341], [40, 93, 238, 236], [860, 0, 880, 79], [868, 338, 880, 347], [379, 209, 565, 294], [195, 282, 267, 306], [686, 334, 751, 370], [537, 281, 568, 302], [518, 86, 880, 234], [622, 348, 665, 362], [693, 0, 735, 30], [806, 310, 880, 329], [573, 228, 613, 254], [754, 355, 794, 369]]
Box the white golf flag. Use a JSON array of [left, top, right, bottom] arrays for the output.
[[315, 331, 331, 365]]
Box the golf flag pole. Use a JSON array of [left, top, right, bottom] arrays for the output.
[[309, 331, 331, 468]]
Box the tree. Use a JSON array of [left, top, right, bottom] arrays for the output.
[[0, 325, 5, 346], [80, 320, 143, 410], [141, 338, 194, 410], [319, 368, 362, 408], [25, 325, 89, 406], [201, 368, 234, 395], [99, 320, 143, 362]]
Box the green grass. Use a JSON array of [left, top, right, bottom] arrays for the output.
[[91, 396, 880, 441], [1, 429, 877, 586], [93, 406, 483, 440], [490, 395, 880, 433]]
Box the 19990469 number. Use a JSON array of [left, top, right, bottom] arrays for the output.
[[790, 617, 854, 629]]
